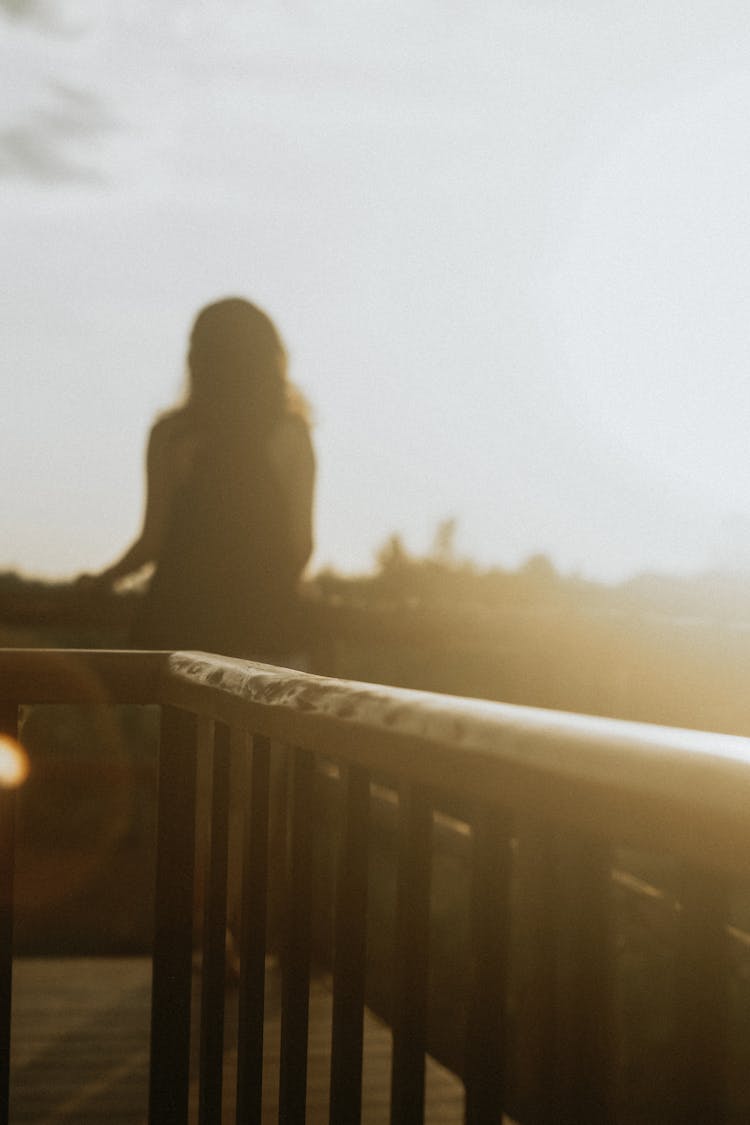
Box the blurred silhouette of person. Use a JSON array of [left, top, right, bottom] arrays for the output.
[[82, 297, 315, 966], [85, 296, 315, 661]]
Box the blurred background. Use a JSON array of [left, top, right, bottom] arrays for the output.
[[5, 0, 750, 589]]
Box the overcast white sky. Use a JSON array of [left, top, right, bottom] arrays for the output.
[[3, 1, 750, 582]]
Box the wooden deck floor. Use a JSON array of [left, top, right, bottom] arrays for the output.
[[9, 958, 465, 1123]]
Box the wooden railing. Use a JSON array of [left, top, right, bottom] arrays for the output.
[[2, 649, 750, 1123]]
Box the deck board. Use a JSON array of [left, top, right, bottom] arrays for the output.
[[9, 958, 464, 1123]]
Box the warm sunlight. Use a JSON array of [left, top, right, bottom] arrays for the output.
[[0, 734, 30, 790]]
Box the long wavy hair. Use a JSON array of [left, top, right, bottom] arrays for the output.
[[184, 297, 307, 434]]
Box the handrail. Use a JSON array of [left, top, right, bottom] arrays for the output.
[[163, 651, 750, 877], [0, 647, 165, 703], [4, 646, 750, 871]]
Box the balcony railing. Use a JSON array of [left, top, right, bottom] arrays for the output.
[[2, 648, 750, 1123]]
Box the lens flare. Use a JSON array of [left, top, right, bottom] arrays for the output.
[[0, 735, 30, 790]]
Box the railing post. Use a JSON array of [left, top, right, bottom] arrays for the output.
[[0, 703, 18, 1125], [555, 833, 614, 1125], [464, 805, 512, 1124], [515, 825, 613, 1125], [198, 721, 231, 1125], [149, 706, 198, 1125], [674, 865, 729, 1124], [236, 732, 271, 1125], [390, 784, 432, 1125], [329, 764, 370, 1124], [514, 824, 558, 1125], [279, 746, 315, 1124]]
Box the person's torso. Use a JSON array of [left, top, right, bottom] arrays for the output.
[[140, 416, 300, 653]]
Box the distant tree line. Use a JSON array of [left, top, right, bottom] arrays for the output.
[[3, 518, 750, 626], [315, 519, 750, 624]]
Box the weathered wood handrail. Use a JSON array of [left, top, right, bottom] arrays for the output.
[[1, 648, 748, 1123], [160, 650, 750, 874], [4, 646, 750, 867]]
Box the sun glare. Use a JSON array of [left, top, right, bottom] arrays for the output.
[[0, 735, 30, 790]]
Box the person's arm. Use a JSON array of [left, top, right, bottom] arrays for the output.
[[268, 415, 315, 576], [83, 415, 183, 589]]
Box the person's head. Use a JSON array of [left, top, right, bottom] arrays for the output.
[[186, 297, 290, 429]]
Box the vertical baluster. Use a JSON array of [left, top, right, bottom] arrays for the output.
[[329, 764, 370, 1124], [279, 747, 315, 1124], [0, 703, 18, 1125], [674, 865, 728, 1125], [513, 825, 559, 1125], [149, 706, 198, 1125], [390, 784, 432, 1125], [464, 805, 512, 1124], [198, 722, 231, 1125], [555, 833, 614, 1125], [236, 733, 271, 1125]]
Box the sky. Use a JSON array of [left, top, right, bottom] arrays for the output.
[[3, 0, 750, 584]]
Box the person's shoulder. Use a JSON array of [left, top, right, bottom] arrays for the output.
[[146, 409, 198, 472], [149, 408, 193, 447], [152, 407, 190, 435]]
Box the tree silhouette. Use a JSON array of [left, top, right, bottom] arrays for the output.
[[430, 517, 458, 566]]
